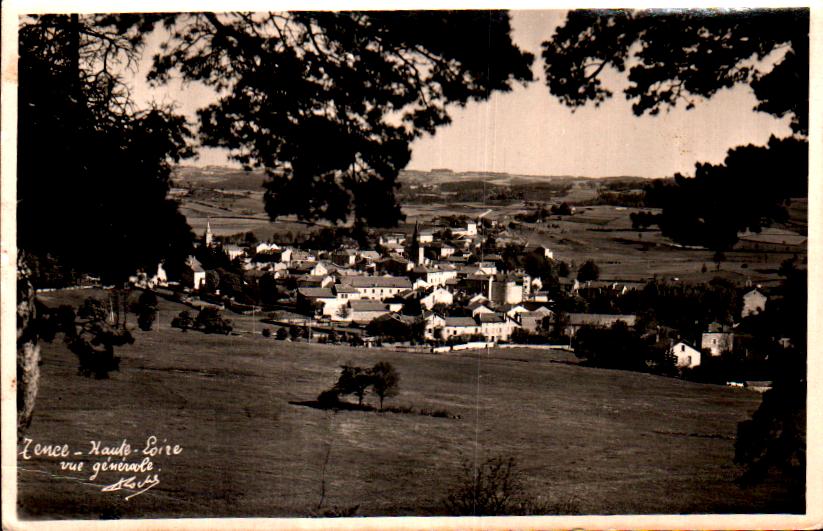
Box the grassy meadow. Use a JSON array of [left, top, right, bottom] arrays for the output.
[[17, 290, 798, 518]]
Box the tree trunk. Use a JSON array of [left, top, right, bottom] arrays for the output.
[[17, 254, 41, 440]]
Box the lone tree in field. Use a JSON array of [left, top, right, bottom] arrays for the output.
[[370, 361, 400, 410], [334, 364, 372, 406], [542, 9, 808, 251]]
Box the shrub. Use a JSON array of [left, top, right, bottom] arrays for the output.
[[275, 327, 288, 340], [196, 307, 232, 335], [443, 455, 579, 516], [261, 327, 271, 337], [444, 456, 525, 516], [171, 310, 193, 331], [134, 291, 159, 331]]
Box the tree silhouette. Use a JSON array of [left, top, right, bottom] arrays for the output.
[[370, 361, 400, 409], [17, 14, 195, 435], [542, 9, 808, 250], [19, 15, 196, 284], [150, 11, 534, 228]]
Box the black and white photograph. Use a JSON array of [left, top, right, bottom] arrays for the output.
[[2, 2, 820, 529]]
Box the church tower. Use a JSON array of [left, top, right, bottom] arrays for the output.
[[204, 218, 214, 247], [409, 220, 424, 265]]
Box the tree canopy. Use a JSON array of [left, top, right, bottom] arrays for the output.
[[543, 9, 807, 135], [17, 15, 192, 281], [18, 15, 196, 284], [149, 11, 534, 228], [542, 9, 808, 250]]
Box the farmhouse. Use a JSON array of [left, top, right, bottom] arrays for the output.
[[565, 313, 638, 337], [331, 249, 358, 267], [340, 275, 412, 300], [670, 342, 701, 368], [347, 300, 390, 324], [423, 313, 447, 340], [420, 287, 454, 310], [296, 287, 339, 316], [477, 313, 517, 342], [408, 265, 458, 287], [442, 316, 481, 339], [183, 256, 206, 291], [701, 331, 734, 356], [255, 242, 280, 254], [741, 289, 767, 318], [469, 300, 495, 317]]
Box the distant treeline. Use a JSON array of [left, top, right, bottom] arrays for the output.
[[400, 180, 573, 203]]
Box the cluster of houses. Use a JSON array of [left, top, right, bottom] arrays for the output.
[[133, 218, 775, 371]]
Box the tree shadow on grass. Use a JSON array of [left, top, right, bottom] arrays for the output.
[[289, 400, 459, 419]]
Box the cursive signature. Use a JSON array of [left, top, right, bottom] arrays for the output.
[[101, 473, 160, 501]]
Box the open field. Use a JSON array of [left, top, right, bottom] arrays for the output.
[[18, 289, 798, 518], [172, 165, 806, 287]]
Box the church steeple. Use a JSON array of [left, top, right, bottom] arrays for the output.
[[204, 218, 213, 247], [409, 220, 423, 265]]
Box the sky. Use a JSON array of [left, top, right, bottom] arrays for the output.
[[133, 9, 794, 179]]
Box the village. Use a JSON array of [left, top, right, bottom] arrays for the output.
[[129, 209, 786, 386]]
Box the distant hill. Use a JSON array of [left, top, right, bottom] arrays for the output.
[[172, 164, 652, 193], [399, 169, 651, 186], [172, 165, 269, 191]]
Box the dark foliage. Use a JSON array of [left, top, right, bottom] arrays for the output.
[[734, 268, 806, 501], [576, 259, 600, 282], [370, 361, 400, 410], [69, 297, 134, 379], [150, 12, 533, 228], [543, 9, 808, 250], [573, 321, 673, 373], [734, 350, 805, 506], [18, 15, 195, 285], [133, 291, 159, 331], [333, 364, 372, 406], [194, 307, 233, 335], [544, 9, 807, 134], [171, 310, 194, 331]]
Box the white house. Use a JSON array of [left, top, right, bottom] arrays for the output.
[[297, 287, 340, 317], [419, 229, 435, 243], [670, 342, 701, 368], [442, 316, 481, 339], [741, 289, 767, 318], [424, 313, 446, 340], [409, 266, 458, 288], [255, 242, 280, 254], [224, 244, 245, 261], [491, 274, 524, 305], [420, 288, 454, 310], [469, 301, 495, 317], [185, 256, 206, 290], [453, 221, 478, 238], [701, 332, 734, 356], [477, 313, 517, 342]]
